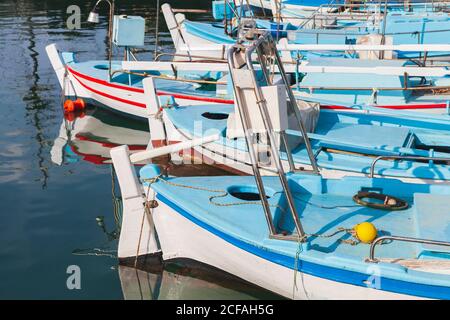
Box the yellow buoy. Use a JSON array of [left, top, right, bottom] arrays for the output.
[[354, 222, 377, 244]]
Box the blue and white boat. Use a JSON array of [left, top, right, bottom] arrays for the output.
[[164, 2, 450, 59], [110, 35, 450, 300], [112, 160, 450, 299], [46, 40, 450, 117], [45, 44, 234, 120], [45, 3, 450, 121], [273, 0, 450, 28], [157, 101, 450, 180], [141, 33, 450, 182]]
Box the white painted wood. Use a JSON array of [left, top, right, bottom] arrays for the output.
[[129, 134, 220, 163], [45, 44, 65, 88], [297, 64, 450, 77], [123, 60, 450, 77], [179, 43, 450, 53], [121, 61, 229, 72], [110, 145, 159, 258], [118, 195, 160, 258], [161, 3, 185, 52], [111, 145, 142, 199], [282, 43, 449, 52], [143, 77, 166, 145]]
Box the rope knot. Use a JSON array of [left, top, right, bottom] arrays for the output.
[[146, 200, 159, 209]]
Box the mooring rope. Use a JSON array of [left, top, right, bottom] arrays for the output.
[[142, 174, 385, 299], [72, 248, 117, 258], [142, 175, 363, 243], [154, 0, 161, 60], [142, 174, 289, 211]]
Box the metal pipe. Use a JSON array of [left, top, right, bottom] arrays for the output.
[[227, 46, 277, 236], [154, 52, 227, 62], [367, 235, 450, 263], [369, 155, 450, 178], [89, 0, 115, 81], [297, 84, 450, 91], [245, 34, 307, 239], [269, 38, 320, 174], [154, 0, 160, 60]]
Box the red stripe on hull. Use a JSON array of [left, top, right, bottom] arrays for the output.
[[68, 66, 144, 93], [75, 134, 147, 150], [67, 67, 445, 110], [322, 103, 447, 110], [67, 67, 234, 106], [158, 90, 234, 104], [71, 73, 147, 108]]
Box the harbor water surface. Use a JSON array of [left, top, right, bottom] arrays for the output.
[[0, 0, 281, 299]]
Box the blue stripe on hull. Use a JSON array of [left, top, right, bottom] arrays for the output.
[[156, 193, 450, 299]]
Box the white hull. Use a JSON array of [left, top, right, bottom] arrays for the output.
[[151, 197, 421, 300], [47, 43, 450, 119], [45, 44, 231, 120], [50, 113, 149, 165]]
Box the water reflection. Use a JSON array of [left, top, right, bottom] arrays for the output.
[[51, 107, 149, 165], [118, 262, 283, 300], [0, 0, 277, 299], [55, 106, 278, 299]]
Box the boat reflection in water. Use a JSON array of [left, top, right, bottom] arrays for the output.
[[50, 107, 150, 166], [118, 262, 283, 300], [52, 107, 278, 299]]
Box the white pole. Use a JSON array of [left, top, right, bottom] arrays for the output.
[[129, 134, 221, 163], [143, 77, 166, 148], [178, 43, 450, 52]]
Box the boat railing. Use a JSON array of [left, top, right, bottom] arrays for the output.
[[297, 83, 450, 93], [180, 42, 450, 53], [366, 235, 450, 263], [316, 1, 450, 15], [282, 0, 450, 33], [227, 31, 323, 241], [369, 155, 450, 178], [155, 52, 228, 62]]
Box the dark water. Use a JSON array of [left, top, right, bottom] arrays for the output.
[[0, 0, 279, 299]]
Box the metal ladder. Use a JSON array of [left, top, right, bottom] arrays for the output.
[[227, 32, 319, 241]]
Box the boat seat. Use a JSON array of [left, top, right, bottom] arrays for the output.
[[413, 193, 450, 257]]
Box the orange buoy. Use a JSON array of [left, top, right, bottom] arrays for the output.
[[64, 112, 76, 122], [64, 110, 85, 121], [64, 99, 75, 112], [74, 98, 86, 110]]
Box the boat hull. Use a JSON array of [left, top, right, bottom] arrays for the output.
[[151, 194, 422, 300], [65, 66, 233, 118], [161, 113, 447, 184]]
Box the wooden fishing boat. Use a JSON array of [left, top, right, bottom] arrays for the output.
[[45, 44, 234, 119], [143, 34, 450, 182], [46, 39, 450, 116], [109, 35, 450, 299], [111, 158, 450, 299], [165, 2, 450, 55]]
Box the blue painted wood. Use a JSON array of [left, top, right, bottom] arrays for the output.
[[139, 165, 450, 299]]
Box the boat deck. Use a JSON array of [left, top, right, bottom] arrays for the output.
[[140, 165, 450, 296], [164, 104, 450, 180]]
